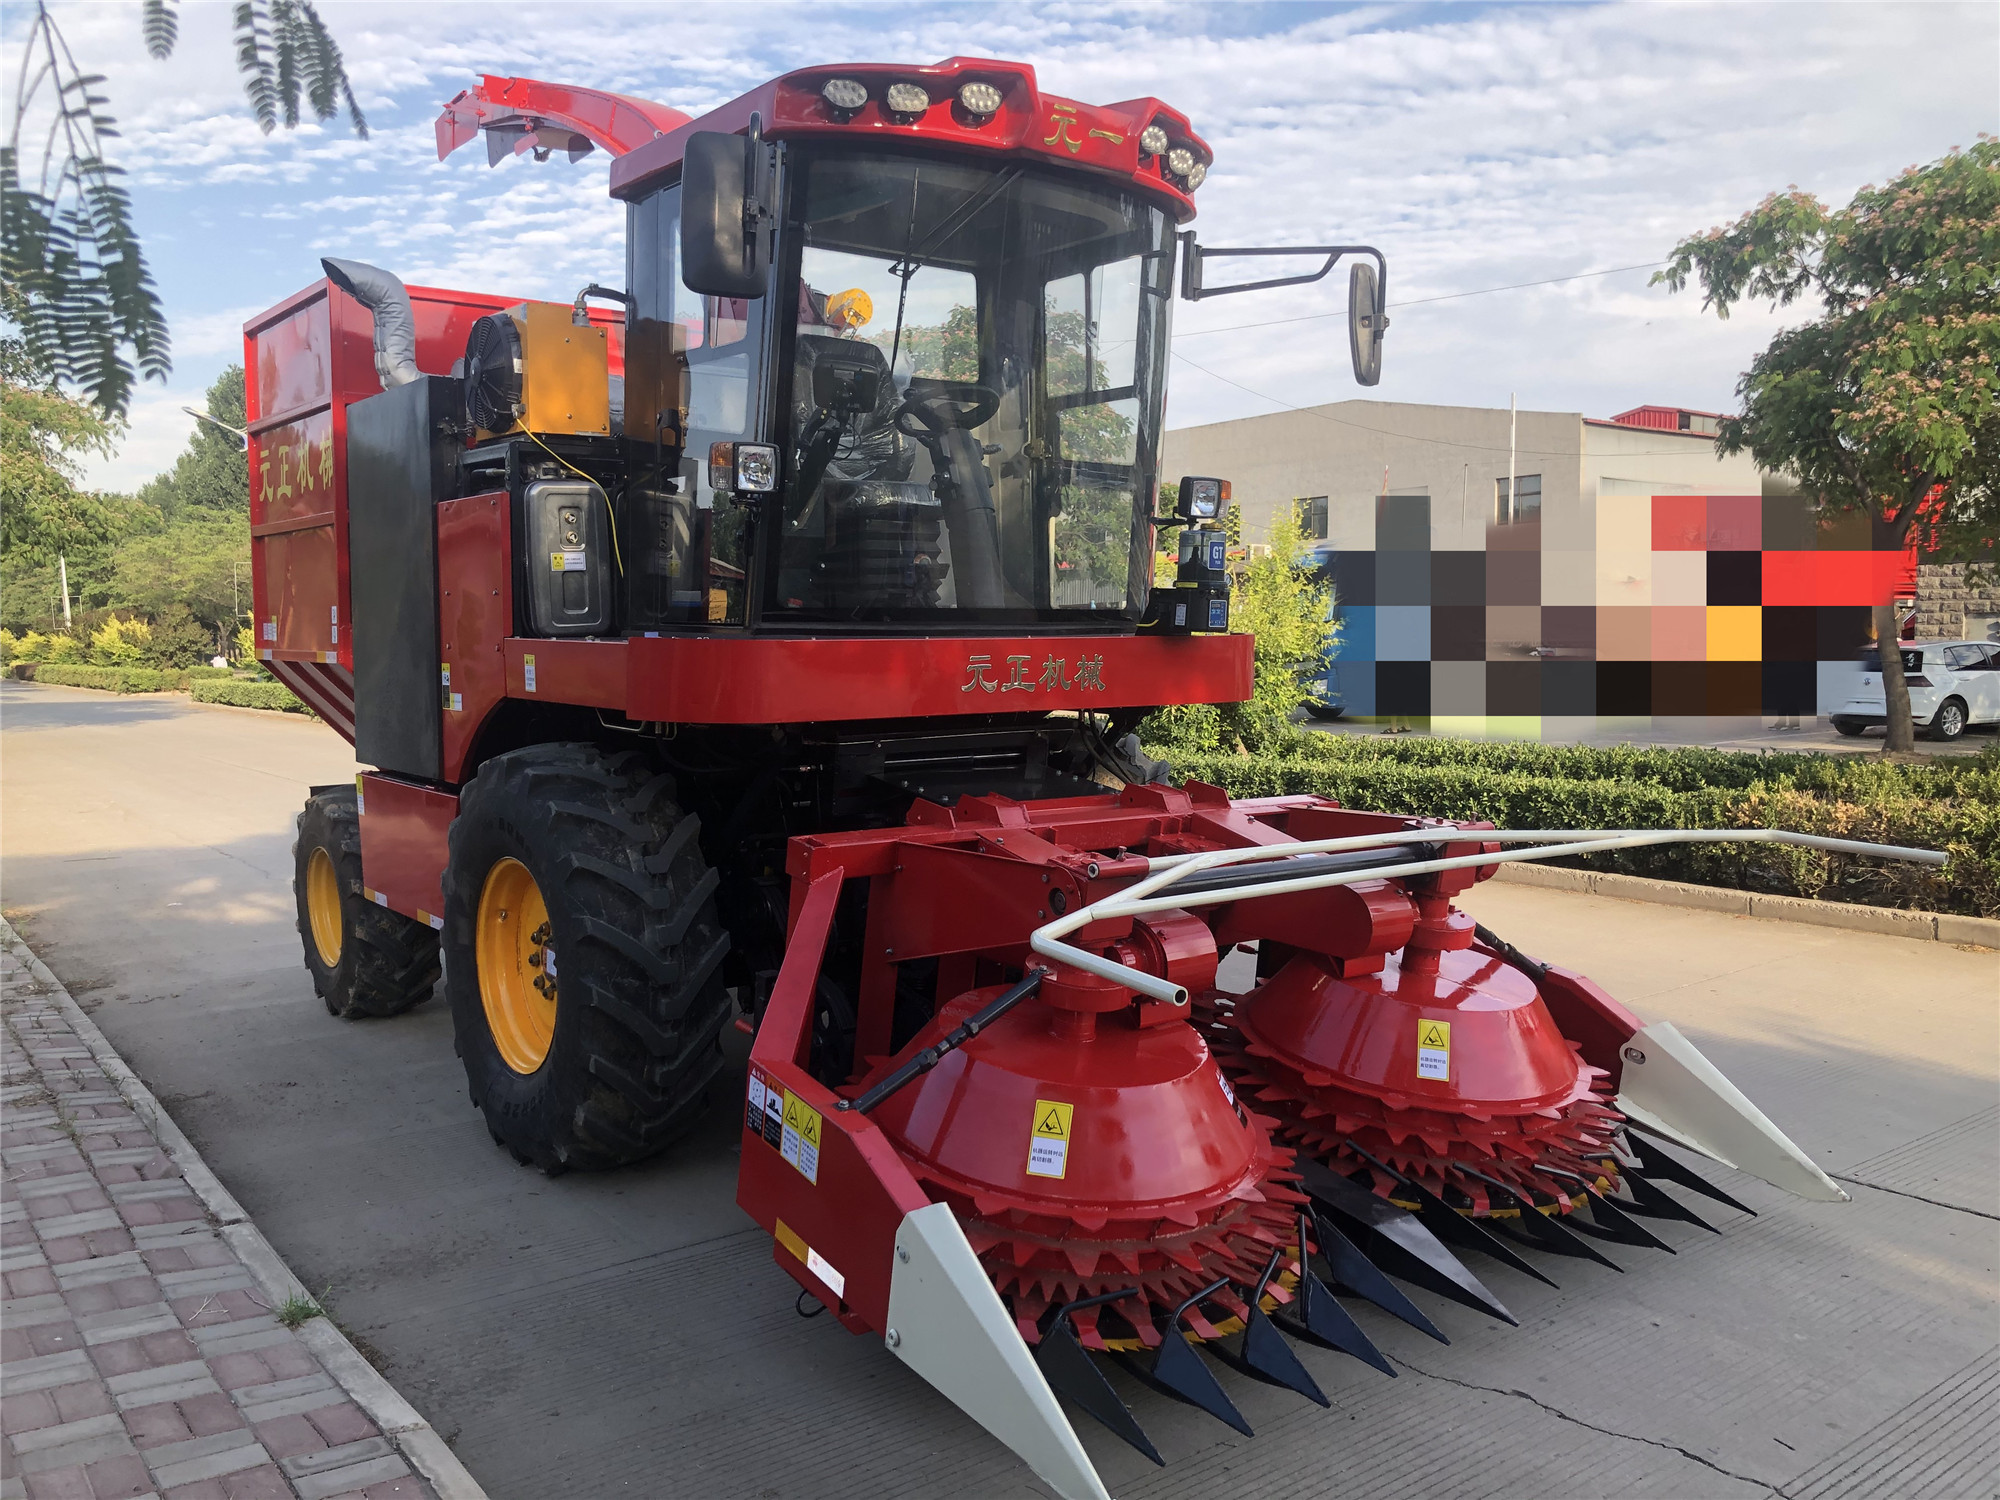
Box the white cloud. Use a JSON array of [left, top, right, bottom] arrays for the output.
[[20, 0, 1991, 491]]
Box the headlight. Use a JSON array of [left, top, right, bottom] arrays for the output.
[[734, 444, 779, 493], [712, 441, 779, 493], [1178, 475, 1227, 520], [821, 78, 868, 113], [1139, 123, 1169, 156], [1166, 147, 1196, 178], [956, 81, 1003, 117], [1183, 160, 1207, 190], [884, 83, 931, 116]]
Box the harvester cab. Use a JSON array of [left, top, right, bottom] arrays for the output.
[[252, 59, 1946, 1500]]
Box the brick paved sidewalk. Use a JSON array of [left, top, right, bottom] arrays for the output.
[[2, 945, 432, 1500]]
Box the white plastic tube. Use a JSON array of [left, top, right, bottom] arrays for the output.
[[1029, 825, 1946, 1003]]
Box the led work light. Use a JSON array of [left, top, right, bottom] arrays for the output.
[[1139, 123, 1169, 156], [821, 78, 868, 113], [884, 83, 931, 117], [957, 81, 1003, 117]]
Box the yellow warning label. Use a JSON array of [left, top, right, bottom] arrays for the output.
[[1417, 1019, 1451, 1081], [780, 1090, 822, 1184], [1027, 1099, 1073, 1179]]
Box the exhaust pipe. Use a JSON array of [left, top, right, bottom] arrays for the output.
[[320, 257, 421, 389]]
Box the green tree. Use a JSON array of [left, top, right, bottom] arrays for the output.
[[3, 2, 365, 415], [1657, 140, 1999, 753], [142, 602, 212, 668], [137, 367, 249, 519], [0, 375, 120, 566], [109, 509, 249, 644]]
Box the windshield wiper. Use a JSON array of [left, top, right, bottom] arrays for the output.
[[885, 166, 1024, 373]]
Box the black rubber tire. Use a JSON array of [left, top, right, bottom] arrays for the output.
[[442, 745, 733, 1173], [1831, 717, 1865, 738], [1929, 698, 1968, 742], [293, 787, 440, 1019], [1302, 702, 1345, 722]]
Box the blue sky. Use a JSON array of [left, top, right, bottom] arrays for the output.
[[11, 0, 1996, 489]]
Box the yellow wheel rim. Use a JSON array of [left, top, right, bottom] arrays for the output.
[[305, 846, 344, 968], [476, 857, 557, 1074]]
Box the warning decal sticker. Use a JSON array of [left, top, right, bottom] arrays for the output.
[[523, 654, 537, 694], [774, 1219, 846, 1302], [761, 1075, 783, 1149], [806, 1247, 845, 1299], [1417, 1019, 1451, 1081], [780, 1090, 822, 1184], [1027, 1098, 1074, 1179], [746, 1071, 765, 1135]]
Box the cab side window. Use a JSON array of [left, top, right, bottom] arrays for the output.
[[623, 185, 764, 629]]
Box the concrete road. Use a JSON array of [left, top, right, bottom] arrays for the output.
[[4, 679, 1996, 1500]]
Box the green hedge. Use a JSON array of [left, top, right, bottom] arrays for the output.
[[189, 680, 309, 714], [185, 665, 238, 680], [30, 664, 182, 693], [1153, 734, 1998, 918]]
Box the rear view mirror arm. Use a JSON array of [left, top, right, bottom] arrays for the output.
[[1178, 236, 1386, 305]]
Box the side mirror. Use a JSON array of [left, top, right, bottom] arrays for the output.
[[1348, 262, 1386, 387], [680, 127, 769, 300]]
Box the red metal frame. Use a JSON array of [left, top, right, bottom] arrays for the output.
[[737, 784, 1516, 1334], [437, 75, 694, 163], [437, 492, 515, 784], [491, 631, 1250, 728]]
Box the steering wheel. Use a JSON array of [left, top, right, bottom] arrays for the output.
[[895, 378, 1001, 436]]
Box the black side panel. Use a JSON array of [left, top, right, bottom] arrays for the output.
[[347, 377, 462, 780]]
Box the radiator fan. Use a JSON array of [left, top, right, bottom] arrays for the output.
[[464, 313, 524, 434]]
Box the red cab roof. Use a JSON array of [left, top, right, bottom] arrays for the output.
[[608, 57, 1212, 222]]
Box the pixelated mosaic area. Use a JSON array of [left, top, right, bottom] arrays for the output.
[[1316, 494, 1905, 724]]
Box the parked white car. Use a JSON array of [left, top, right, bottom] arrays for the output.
[[1832, 640, 2000, 741]]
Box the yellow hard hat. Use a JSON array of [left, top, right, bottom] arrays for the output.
[[825, 288, 873, 330]]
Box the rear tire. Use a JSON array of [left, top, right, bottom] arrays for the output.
[[1831, 717, 1865, 738], [293, 787, 440, 1019], [1929, 698, 1967, 742], [442, 745, 733, 1172]]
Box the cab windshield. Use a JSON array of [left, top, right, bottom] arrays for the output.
[[768, 149, 1173, 626]]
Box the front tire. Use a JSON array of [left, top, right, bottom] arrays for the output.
[[443, 745, 733, 1172], [1928, 698, 1967, 742], [293, 787, 440, 1018]]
